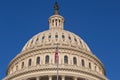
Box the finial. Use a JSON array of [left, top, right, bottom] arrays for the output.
[[54, 2, 59, 14]]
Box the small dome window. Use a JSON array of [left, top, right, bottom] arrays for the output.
[[31, 40, 33, 44], [48, 35, 51, 38], [68, 36, 71, 40], [79, 40, 83, 47], [36, 38, 39, 42], [55, 35, 58, 38], [62, 35, 65, 39], [74, 38, 77, 42], [42, 36, 45, 40], [79, 40, 82, 44]]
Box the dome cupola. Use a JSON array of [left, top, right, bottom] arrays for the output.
[[49, 2, 64, 30]]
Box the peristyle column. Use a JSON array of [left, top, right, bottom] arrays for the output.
[[62, 76, 65, 80], [36, 77, 39, 80], [49, 76, 52, 80], [74, 77, 77, 80]]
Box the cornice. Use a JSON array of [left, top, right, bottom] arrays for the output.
[[4, 65, 107, 80]]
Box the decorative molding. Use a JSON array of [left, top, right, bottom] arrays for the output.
[[4, 65, 107, 80]]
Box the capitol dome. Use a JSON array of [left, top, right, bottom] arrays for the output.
[[3, 2, 108, 80]]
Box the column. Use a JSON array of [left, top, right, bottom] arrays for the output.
[[62, 76, 65, 80], [36, 77, 39, 80], [49, 76, 52, 80], [74, 77, 77, 80]]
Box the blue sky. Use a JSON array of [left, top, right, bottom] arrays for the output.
[[0, 0, 120, 80]]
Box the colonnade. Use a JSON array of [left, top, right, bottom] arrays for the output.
[[27, 76, 85, 80]]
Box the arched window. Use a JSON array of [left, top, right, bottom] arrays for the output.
[[89, 62, 91, 69], [21, 62, 24, 69], [81, 59, 85, 67], [36, 57, 40, 65], [28, 59, 32, 66], [64, 55, 68, 64], [45, 55, 49, 64], [73, 57, 77, 65]]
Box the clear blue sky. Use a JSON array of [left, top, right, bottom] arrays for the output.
[[0, 0, 120, 80]]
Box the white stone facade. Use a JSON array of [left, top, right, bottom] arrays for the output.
[[3, 3, 108, 80]]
